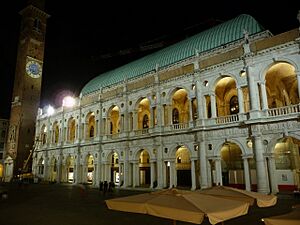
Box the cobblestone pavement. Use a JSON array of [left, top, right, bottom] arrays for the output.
[[0, 183, 299, 225]]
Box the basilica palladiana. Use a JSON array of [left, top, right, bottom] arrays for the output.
[[32, 14, 300, 194]]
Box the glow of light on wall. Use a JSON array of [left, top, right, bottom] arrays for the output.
[[63, 96, 75, 107], [47, 105, 54, 116]]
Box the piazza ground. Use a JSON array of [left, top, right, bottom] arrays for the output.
[[0, 183, 299, 225]]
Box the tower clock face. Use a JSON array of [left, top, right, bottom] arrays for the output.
[[26, 60, 42, 78]]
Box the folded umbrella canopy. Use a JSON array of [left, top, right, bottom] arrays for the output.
[[105, 188, 250, 225], [198, 186, 277, 208], [262, 207, 300, 225]]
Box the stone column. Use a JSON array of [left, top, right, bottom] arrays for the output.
[[168, 105, 173, 125], [207, 159, 212, 187], [215, 157, 222, 185], [150, 107, 154, 128], [266, 154, 279, 194], [156, 91, 163, 127], [242, 156, 251, 191], [83, 123, 87, 141], [237, 86, 245, 113], [93, 164, 97, 186], [132, 161, 139, 187], [195, 81, 205, 122], [189, 98, 194, 123], [57, 154, 63, 183], [76, 122, 81, 143], [169, 161, 175, 188], [296, 71, 300, 99], [75, 153, 81, 184], [200, 141, 208, 188], [106, 118, 110, 135], [210, 93, 217, 118], [43, 156, 49, 181], [155, 157, 163, 189], [150, 161, 156, 188], [191, 159, 196, 190], [132, 111, 138, 131], [260, 81, 268, 111], [106, 163, 111, 182], [163, 161, 167, 188], [96, 154, 101, 186], [123, 111, 129, 133], [253, 135, 269, 193], [246, 66, 259, 111], [123, 152, 129, 187]]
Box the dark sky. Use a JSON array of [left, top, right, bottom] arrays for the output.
[[1, 1, 299, 118]]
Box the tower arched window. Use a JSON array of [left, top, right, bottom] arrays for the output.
[[33, 18, 41, 32], [89, 126, 94, 138], [172, 108, 179, 124], [230, 96, 239, 114], [110, 122, 113, 134], [143, 114, 149, 128]]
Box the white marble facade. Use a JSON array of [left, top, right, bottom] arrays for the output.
[[32, 16, 300, 194]]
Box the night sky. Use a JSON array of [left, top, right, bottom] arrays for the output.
[[1, 1, 299, 118]]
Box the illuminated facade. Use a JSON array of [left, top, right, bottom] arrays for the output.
[[32, 14, 300, 193]]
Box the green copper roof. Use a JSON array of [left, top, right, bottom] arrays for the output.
[[81, 14, 264, 96]]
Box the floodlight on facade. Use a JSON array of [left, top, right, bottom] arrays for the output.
[[47, 105, 54, 116], [62, 96, 75, 107]]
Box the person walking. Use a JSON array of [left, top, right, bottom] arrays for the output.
[[103, 181, 108, 196], [99, 181, 103, 193]]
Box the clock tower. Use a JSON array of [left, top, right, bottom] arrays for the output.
[[4, 0, 49, 181]]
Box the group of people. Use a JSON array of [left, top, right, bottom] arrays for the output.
[[99, 181, 115, 195]]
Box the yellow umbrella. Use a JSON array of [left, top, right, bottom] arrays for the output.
[[105, 188, 250, 225], [262, 207, 300, 225], [198, 186, 277, 207]]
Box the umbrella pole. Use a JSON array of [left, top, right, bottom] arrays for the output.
[[173, 220, 176, 225]]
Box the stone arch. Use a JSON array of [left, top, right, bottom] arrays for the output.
[[171, 88, 190, 124], [271, 136, 300, 190], [211, 73, 238, 89], [135, 148, 151, 187], [65, 155, 75, 183], [107, 150, 120, 184], [52, 121, 60, 144], [214, 75, 239, 116], [211, 140, 248, 188], [40, 124, 47, 145], [262, 61, 298, 108], [260, 58, 299, 81], [49, 156, 58, 182], [167, 143, 194, 159], [107, 105, 120, 134], [166, 86, 191, 105], [85, 154, 95, 184], [85, 112, 96, 139], [135, 97, 151, 129], [67, 117, 76, 143], [37, 157, 45, 177]]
